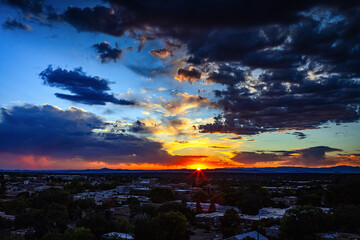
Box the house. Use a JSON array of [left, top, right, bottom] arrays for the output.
[[195, 212, 224, 227], [216, 206, 239, 213], [175, 189, 193, 201], [103, 232, 133, 239], [0, 212, 15, 221], [272, 196, 297, 207], [187, 202, 220, 212], [318, 232, 360, 240], [224, 231, 268, 240], [240, 208, 288, 227]]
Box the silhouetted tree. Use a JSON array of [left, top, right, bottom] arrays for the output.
[[221, 208, 241, 238]]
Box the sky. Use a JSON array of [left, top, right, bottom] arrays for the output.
[[0, 0, 359, 170]]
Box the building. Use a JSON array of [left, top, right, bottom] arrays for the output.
[[272, 196, 297, 207], [195, 212, 224, 227], [240, 207, 288, 226], [318, 232, 360, 240], [175, 189, 193, 201], [187, 202, 220, 212], [103, 232, 133, 240], [225, 231, 268, 240], [0, 212, 15, 221]]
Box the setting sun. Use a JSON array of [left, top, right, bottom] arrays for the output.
[[197, 167, 201, 171]]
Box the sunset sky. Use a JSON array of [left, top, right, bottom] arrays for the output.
[[0, 0, 360, 170]]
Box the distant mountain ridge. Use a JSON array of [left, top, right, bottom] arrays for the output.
[[0, 166, 359, 174]]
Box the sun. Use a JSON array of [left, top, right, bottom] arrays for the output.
[[196, 167, 201, 171]]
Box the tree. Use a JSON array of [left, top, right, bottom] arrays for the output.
[[149, 187, 175, 203], [153, 211, 189, 240], [208, 202, 216, 213], [64, 227, 94, 240], [0, 235, 24, 240], [42, 230, 64, 240], [211, 193, 225, 205], [334, 205, 360, 233], [221, 208, 241, 238], [117, 217, 132, 233], [196, 201, 203, 213], [126, 197, 140, 212], [280, 206, 332, 240], [77, 212, 120, 238], [133, 213, 151, 240], [193, 190, 208, 203], [0, 217, 12, 230], [158, 202, 194, 221]]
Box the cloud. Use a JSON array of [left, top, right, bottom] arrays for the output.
[[4, 0, 360, 154], [206, 64, 247, 86], [62, 6, 125, 36], [0, 104, 213, 169], [141, 87, 167, 93], [231, 146, 344, 167], [93, 41, 122, 63], [2, 18, 32, 31], [0, 104, 171, 164], [128, 120, 156, 134], [209, 145, 230, 149], [150, 48, 172, 60], [162, 92, 215, 116], [50, 1, 360, 137], [175, 67, 202, 83], [0, 104, 217, 169], [290, 132, 307, 140], [226, 136, 243, 140], [199, 76, 360, 135], [128, 117, 196, 136], [39, 65, 134, 106], [231, 151, 283, 165], [125, 62, 179, 78], [2, 0, 49, 15]]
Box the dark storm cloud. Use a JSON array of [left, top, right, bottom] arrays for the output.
[[0, 104, 172, 164], [206, 64, 246, 86], [56, 0, 360, 72], [93, 41, 122, 63], [175, 68, 202, 83], [62, 6, 125, 36], [2, 18, 31, 31], [294, 146, 342, 166], [186, 26, 288, 64], [199, 76, 360, 135], [259, 69, 307, 83], [231, 146, 343, 166], [39, 65, 134, 106], [21, 0, 360, 137]]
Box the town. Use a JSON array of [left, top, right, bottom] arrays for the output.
[[0, 170, 359, 240]]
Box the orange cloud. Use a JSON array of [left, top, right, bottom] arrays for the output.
[[150, 48, 172, 59], [163, 92, 216, 116]]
